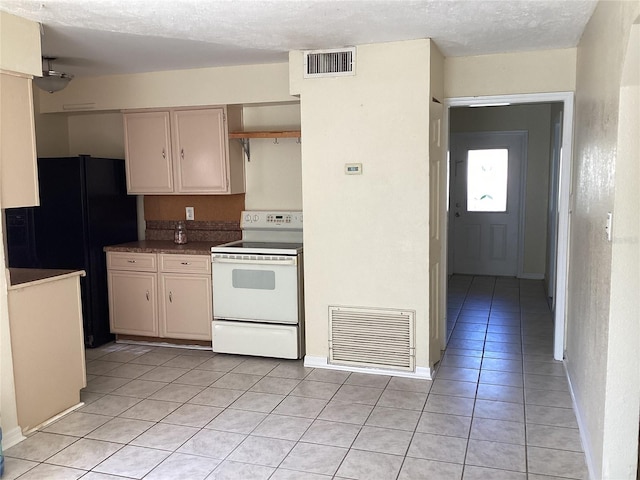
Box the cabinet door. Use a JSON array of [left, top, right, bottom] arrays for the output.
[[123, 111, 174, 193], [108, 270, 158, 336], [160, 273, 212, 340], [1, 73, 38, 207], [172, 108, 229, 193]]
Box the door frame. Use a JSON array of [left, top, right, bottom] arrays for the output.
[[443, 92, 574, 362], [448, 130, 528, 277]]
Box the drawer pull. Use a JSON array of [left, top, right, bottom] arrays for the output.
[[180, 262, 190, 265], [127, 260, 136, 263]]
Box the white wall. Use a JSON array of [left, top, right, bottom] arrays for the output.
[[243, 103, 302, 210], [566, 1, 640, 478], [444, 48, 577, 98], [450, 104, 555, 276], [291, 39, 433, 370]]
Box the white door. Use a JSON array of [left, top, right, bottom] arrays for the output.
[[449, 131, 526, 276]]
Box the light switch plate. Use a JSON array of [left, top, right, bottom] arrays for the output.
[[605, 212, 612, 241], [186, 206, 195, 221]]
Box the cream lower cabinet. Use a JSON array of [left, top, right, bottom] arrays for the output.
[[107, 252, 212, 341], [159, 254, 212, 341], [107, 252, 159, 336]]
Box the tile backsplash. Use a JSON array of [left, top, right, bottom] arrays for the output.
[[145, 220, 241, 243]]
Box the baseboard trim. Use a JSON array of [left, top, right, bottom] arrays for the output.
[[517, 273, 545, 280], [21, 402, 85, 437], [564, 361, 597, 480], [304, 356, 433, 380], [2, 425, 26, 449]]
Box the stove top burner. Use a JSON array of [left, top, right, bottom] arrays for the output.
[[212, 240, 303, 255], [229, 241, 303, 250]]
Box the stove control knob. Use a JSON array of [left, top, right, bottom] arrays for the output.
[[244, 214, 251, 222], [253, 214, 259, 222]]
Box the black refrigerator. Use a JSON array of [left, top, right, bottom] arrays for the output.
[[4, 155, 138, 347]]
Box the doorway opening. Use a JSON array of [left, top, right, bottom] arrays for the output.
[[441, 93, 574, 361], [449, 130, 527, 277]]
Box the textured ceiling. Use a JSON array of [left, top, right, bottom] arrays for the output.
[[0, 0, 598, 77]]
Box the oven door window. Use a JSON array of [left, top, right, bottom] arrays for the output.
[[232, 269, 276, 290]]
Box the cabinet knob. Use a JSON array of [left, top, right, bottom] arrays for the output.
[[146, 291, 150, 301], [169, 291, 173, 303], [162, 148, 166, 159], [181, 148, 185, 159]]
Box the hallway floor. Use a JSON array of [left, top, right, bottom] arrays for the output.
[[4, 276, 588, 479]]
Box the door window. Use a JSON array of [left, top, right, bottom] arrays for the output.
[[467, 149, 508, 212]]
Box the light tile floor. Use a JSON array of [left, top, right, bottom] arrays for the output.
[[4, 275, 588, 479]]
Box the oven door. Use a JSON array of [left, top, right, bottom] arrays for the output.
[[212, 254, 300, 324]]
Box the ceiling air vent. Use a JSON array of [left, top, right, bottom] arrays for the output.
[[304, 47, 356, 78]]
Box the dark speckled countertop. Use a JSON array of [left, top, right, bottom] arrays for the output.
[[104, 240, 230, 256], [8, 268, 85, 288]]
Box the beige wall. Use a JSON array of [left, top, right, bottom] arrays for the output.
[[37, 63, 295, 113], [291, 39, 433, 370], [0, 11, 39, 448], [444, 48, 577, 98], [604, 18, 639, 479], [0, 11, 41, 76], [34, 109, 70, 158], [566, 1, 640, 478], [242, 103, 302, 211], [450, 104, 555, 276], [67, 113, 125, 158]]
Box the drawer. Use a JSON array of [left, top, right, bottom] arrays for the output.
[[107, 252, 157, 272], [160, 253, 211, 274]]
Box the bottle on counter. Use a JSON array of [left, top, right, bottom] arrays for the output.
[[174, 220, 188, 244]]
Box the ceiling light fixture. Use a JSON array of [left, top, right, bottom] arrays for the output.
[[468, 102, 511, 108], [33, 56, 74, 93]]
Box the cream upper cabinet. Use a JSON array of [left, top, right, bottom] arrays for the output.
[[123, 105, 244, 195], [1, 72, 39, 208], [123, 111, 173, 193]]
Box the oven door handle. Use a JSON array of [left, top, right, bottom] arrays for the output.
[[212, 256, 298, 267]]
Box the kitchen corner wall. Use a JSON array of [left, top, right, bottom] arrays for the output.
[[290, 39, 433, 371]]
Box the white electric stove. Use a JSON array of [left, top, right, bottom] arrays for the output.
[[211, 211, 304, 359]]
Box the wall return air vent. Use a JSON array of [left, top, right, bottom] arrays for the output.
[[329, 306, 415, 372], [304, 47, 356, 78]]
